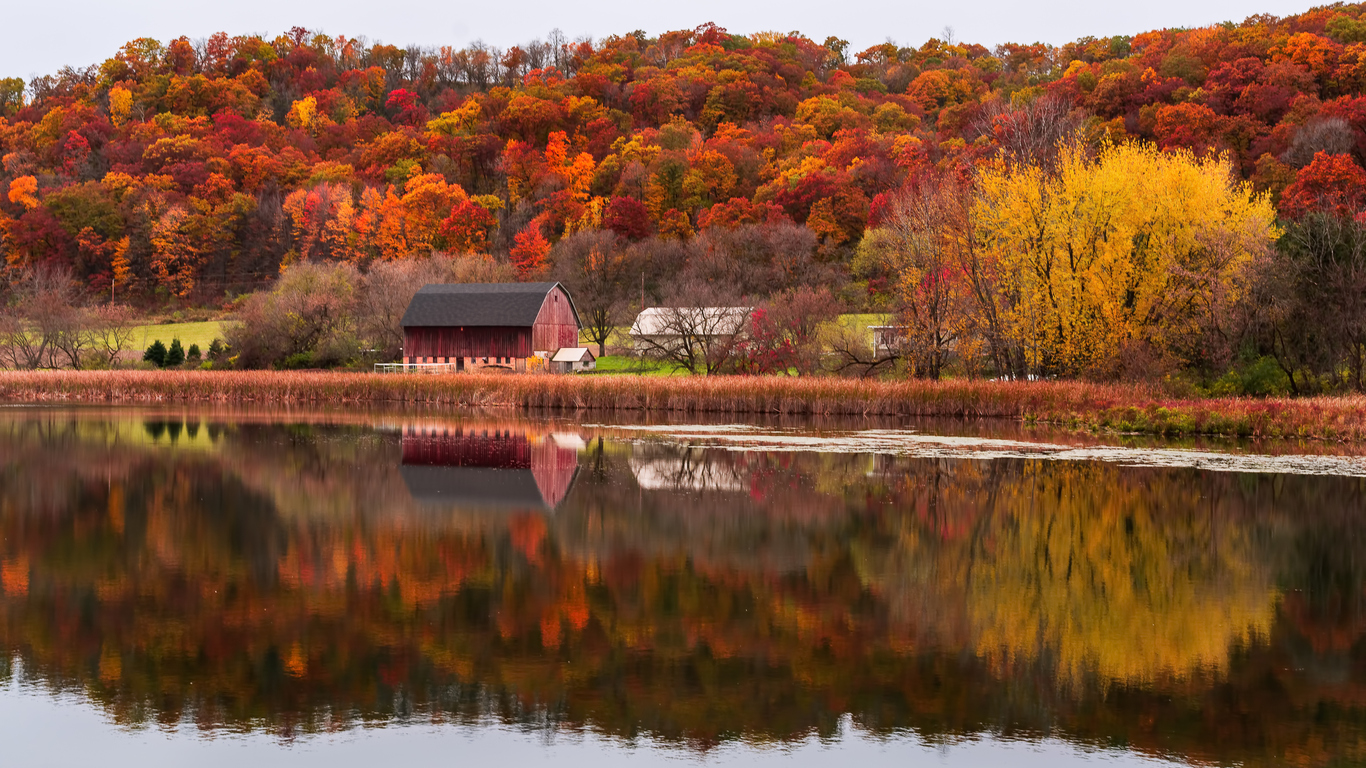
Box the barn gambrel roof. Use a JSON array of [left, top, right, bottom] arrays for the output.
[[400, 282, 581, 328]]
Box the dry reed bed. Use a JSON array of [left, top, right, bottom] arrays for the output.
[[1, 370, 1364, 441]]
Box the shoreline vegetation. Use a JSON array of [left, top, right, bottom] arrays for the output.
[[2, 370, 1365, 442]]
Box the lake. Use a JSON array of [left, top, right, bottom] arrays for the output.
[[1, 406, 1363, 767]]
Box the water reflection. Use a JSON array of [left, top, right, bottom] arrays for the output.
[[400, 425, 580, 509], [0, 409, 1362, 766]]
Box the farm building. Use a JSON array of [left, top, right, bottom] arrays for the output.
[[869, 325, 910, 356], [399, 282, 581, 372], [551, 347, 596, 373], [629, 306, 753, 353]]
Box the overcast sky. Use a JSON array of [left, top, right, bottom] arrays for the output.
[[5, 0, 1325, 81]]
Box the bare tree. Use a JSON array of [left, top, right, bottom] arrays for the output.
[[972, 94, 1090, 170], [551, 230, 636, 357], [858, 177, 1018, 380], [356, 254, 516, 361], [687, 223, 829, 298], [631, 283, 750, 375], [1283, 116, 1356, 168], [0, 266, 86, 369], [357, 258, 449, 361], [86, 304, 139, 368], [1256, 213, 1366, 393], [825, 322, 900, 378]]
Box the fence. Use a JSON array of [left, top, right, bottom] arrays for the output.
[[373, 362, 460, 374]]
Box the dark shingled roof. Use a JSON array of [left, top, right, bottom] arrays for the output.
[[400, 465, 555, 510], [400, 282, 580, 328]]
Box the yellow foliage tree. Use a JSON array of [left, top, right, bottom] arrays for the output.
[[974, 142, 1278, 377], [108, 86, 133, 127], [424, 98, 482, 138], [286, 96, 319, 132]]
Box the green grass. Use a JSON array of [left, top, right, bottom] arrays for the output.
[[590, 355, 686, 376], [577, 326, 636, 350], [131, 320, 228, 356], [834, 313, 892, 335]]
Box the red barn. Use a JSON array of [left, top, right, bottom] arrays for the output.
[[400, 282, 581, 372]]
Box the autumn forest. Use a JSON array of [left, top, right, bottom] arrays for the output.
[[4, 7, 1366, 387]]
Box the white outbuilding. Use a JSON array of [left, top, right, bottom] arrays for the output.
[[550, 347, 596, 373]]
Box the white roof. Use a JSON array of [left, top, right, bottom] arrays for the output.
[[630, 307, 753, 336], [629, 456, 747, 492], [551, 347, 594, 362]]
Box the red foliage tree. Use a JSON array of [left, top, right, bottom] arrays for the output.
[[697, 197, 789, 230], [384, 88, 427, 126], [510, 216, 552, 277], [603, 196, 654, 240], [440, 201, 498, 253], [1280, 152, 1366, 219]]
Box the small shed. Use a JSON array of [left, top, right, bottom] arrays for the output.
[[551, 347, 596, 373], [400, 282, 581, 372]]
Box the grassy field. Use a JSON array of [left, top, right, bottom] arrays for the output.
[[131, 320, 228, 356], [591, 355, 686, 376], [835, 313, 893, 334], [2, 369, 1365, 442]]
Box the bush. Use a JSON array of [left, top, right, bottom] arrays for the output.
[[227, 262, 361, 369], [1207, 355, 1291, 397], [166, 338, 185, 367], [187, 343, 201, 362], [207, 339, 226, 362], [143, 340, 167, 368], [280, 351, 315, 370]]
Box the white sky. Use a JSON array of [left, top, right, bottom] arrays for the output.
[[5, 0, 1326, 81]]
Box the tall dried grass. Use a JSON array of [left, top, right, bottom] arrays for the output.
[[1, 370, 1364, 441]]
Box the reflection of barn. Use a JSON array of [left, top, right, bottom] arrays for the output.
[[400, 426, 580, 510]]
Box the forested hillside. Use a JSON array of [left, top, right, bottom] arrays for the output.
[[3, 8, 1366, 385]]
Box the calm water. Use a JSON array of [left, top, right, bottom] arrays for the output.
[[1, 406, 1364, 767]]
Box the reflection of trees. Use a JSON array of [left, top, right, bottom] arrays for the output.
[[849, 459, 1279, 684], [629, 444, 749, 492], [0, 415, 1363, 765], [964, 463, 1276, 688]]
